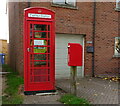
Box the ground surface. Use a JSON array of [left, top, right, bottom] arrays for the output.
[[0, 72, 7, 105], [1, 72, 119, 104], [23, 89, 65, 104], [56, 77, 119, 104], [0, 74, 2, 105]]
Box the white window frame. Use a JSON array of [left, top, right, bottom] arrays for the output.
[[114, 37, 120, 57], [116, 0, 120, 10], [53, 0, 76, 7]]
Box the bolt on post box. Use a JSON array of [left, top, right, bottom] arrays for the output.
[[68, 43, 83, 66]]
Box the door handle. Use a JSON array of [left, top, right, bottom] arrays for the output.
[[27, 48, 30, 52]]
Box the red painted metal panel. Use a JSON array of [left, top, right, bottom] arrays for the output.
[[24, 7, 55, 92], [24, 7, 55, 21], [68, 43, 83, 66]]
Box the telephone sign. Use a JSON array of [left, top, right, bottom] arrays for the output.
[[28, 13, 52, 18]]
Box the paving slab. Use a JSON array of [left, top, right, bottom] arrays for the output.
[[23, 89, 65, 104], [56, 77, 119, 104]]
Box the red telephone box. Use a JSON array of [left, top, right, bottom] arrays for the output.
[[24, 7, 55, 95]]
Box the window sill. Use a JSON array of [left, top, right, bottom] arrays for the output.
[[115, 8, 120, 11], [113, 55, 120, 58], [51, 3, 78, 10]]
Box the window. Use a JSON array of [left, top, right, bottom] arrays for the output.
[[116, 0, 120, 11], [114, 37, 120, 57], [53, 0, 76, 7]]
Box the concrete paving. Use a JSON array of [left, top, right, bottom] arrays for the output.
[[1, 68, 119, 105], [56, 77, 119, 104], [23, 90, 64, 104]]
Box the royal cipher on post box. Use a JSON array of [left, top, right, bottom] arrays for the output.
[[24, 7, 55, 95], [68, 43, 83, 66]]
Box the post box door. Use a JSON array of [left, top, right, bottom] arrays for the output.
[[68, 43, 83, 66], [25, 21, 55, 91]]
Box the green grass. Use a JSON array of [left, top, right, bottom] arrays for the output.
[[2, 64, 24, 104], [59, 94, 90, 105]]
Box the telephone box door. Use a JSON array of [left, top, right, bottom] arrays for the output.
[[24, 8, 55, 93]]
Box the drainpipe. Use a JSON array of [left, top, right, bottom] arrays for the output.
[[27, 0, 31, 7], [92, 1, 96, 77]]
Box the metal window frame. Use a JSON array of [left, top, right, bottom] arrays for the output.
[[114, 37, 120, 57], [52, 0, 76, 7], [115, 0, 120, 11]]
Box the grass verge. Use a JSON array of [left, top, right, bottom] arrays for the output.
[[59, 94, 90, 105], [2, 64, 24, 104]]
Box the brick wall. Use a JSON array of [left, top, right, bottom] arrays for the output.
[[8, 2, 28, 75], [94, 2, 119, 76], [8, 2, 119, 77]]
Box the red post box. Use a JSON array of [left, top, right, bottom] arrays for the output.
[[24, 7, 55, 95], [68, 43, 83, 66]]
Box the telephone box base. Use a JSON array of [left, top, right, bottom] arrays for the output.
[[24, 90, 56, 95]]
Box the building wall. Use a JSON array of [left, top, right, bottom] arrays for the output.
[[95, 2, 119, 76], [8, 2, 27, 75], [8, 2, 119, 77], [20, 2, 94, 76]]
